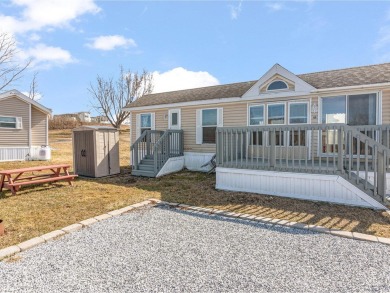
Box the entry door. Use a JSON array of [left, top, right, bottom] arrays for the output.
[[168, 109, 181, 155], [168, 109, 181, 130]]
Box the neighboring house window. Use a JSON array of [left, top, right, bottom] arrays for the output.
[[267, 80, 288, 91], [248, 105, 264, 145], [289, 102, 308, 146], [267, 103, 285, 146], [0, 116, 22, 129], [196, 108, 223, 144]]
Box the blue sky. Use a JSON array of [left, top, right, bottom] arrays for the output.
[[1, 0, 390, 115]]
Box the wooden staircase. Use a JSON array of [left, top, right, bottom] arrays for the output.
[[131, 130, 184, 178], [132, 155, 156, 177]]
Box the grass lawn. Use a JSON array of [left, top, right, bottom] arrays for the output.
[[0, 128, 390, 249]]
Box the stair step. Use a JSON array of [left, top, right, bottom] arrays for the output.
[[131, 169, 156, 177], [140, 159, 154, 165], [139, 164, 154, 171]]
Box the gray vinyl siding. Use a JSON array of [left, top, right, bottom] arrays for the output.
[[31, 106, 47, 146], [0, 96, 29, 147]]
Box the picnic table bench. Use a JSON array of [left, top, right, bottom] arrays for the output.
[[0, 164, 78, 195]]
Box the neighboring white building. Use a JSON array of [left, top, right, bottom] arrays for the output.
[[77, 112, 91, 123]]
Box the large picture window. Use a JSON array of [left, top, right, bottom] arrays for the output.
[[0, 116, 22, 129], [202, 109, 218, 143], [321, 93, 377, 125]]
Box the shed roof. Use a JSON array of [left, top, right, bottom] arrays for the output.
[[73, 125, 118, 131], [125, 62, 390, 109]]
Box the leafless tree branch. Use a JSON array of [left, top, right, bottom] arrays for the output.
[[0, 32, 31, 91], [88, 66, 154, 128], [28, 71, 41, 100]]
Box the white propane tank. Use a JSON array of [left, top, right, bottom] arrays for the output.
[[39, 145, 51, 161]]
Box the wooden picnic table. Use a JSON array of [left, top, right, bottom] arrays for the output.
[[0, 164, 78, 195]]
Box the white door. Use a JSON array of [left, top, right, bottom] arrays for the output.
[[168, 109, 181, 154]]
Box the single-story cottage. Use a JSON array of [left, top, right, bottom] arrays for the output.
[[0, 90, 52, 162], [123, 63, 390, 210]]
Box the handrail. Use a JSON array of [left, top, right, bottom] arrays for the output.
[[130, 130, 147, 151], [131, 130, 164, 170], [153, 130, 184, 174], [216, 124, 389, 202]]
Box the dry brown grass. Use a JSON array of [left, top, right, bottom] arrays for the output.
[[0, 128, 390, 249]]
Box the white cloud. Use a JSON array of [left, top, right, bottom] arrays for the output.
[[229, 0, 242, 20], [18, 43, 76, 69], [86, 35, 137, 51], [374, 25, 390, 50], [21, 91, 42, 100], [0, 0, 100, 34], [28, 33, 40, 41], [266, 2, 285, 12], [152, 67, 219, 93]]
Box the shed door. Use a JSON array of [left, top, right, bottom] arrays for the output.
[[74, 131, 86, 175], [74, 131, 95, 177], [84, 131, 95, 176]]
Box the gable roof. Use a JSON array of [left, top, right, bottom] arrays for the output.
[[125, 62, 390, 109], [0, 90, 52, 115]]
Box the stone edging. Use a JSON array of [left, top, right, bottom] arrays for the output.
[[152, 199, 390, 246], [1, 198, 389, 261], [0, 200, 154, 261]]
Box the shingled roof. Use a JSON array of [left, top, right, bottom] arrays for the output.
[[126, 63, 390, 109]]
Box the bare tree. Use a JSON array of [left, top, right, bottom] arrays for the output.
[[0, 32, 31, 91], [28, 71, 41, 100], [89, 66, 154, 128]]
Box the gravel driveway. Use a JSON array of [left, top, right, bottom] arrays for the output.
[[1, 205, 390, 293]]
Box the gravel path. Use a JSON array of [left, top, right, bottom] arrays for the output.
[[1, 205, 390, 293]]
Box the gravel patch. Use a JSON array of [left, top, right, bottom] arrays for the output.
[[1, 205, 390, 293]]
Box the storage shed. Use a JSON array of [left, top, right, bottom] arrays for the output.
[[72, 126, 120, 177]]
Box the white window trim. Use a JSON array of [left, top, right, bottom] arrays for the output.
[[168, 109, 181, 129], [267, 102, 286, 125], [266, 79, 289, 92], [196, 108, 223, 145], [0, 115, 22, 130], [135, 112, 155, 139], [318, 91, 381, 125], [288, 101, 310, 125], [247, 103, 265, 126], [318, 91, 380, 157]]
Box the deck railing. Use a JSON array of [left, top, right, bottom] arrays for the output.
[[352, 125, 390, 149], [153, 130, 184, 174], [216, 124, 390, 201], [130, 130, 164, 170]]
